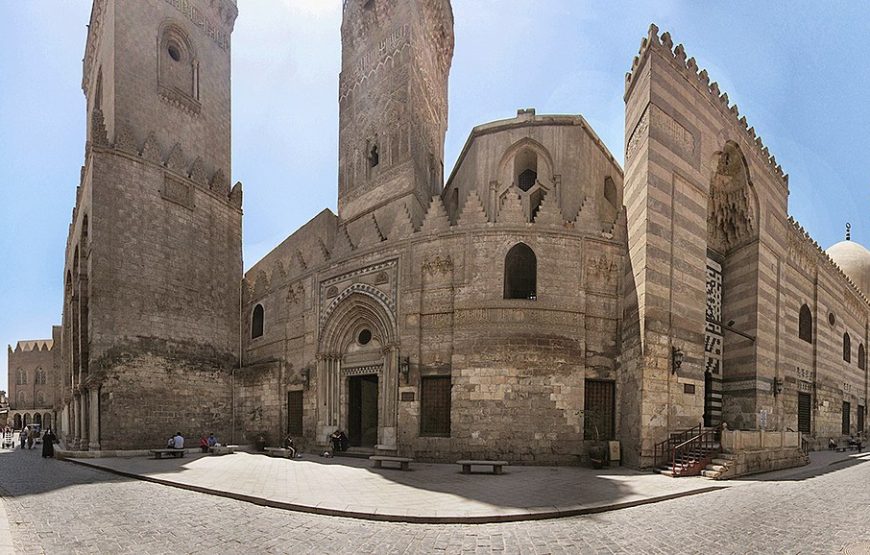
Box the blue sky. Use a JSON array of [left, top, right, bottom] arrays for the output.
[[1, 1, 868, 393]]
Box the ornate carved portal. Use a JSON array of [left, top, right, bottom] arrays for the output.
[[316, 285, 399, 450], [707, 142, 757, 256]]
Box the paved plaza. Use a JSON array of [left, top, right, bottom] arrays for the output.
[[65, 450, 721, 522], [0, 447, 868, 554]]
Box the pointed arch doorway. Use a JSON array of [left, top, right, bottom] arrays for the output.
[[318, 284, 399, 451]]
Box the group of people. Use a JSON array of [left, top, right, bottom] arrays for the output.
[[199, 433, 218, 452], [12, 426, 57, 458]]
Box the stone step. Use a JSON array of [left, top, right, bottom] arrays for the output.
[[701, 469, 721, 479], [711, 457, 734, 465], [705, 464, 728, 472]]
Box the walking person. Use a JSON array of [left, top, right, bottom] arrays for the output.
[[27, 427, 35, 449], [41, 428, 57, 458], [19, 428, 27, 450]]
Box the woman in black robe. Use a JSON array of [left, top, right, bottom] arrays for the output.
[[41, 428, 56, 458]]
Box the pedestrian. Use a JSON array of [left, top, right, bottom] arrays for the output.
[[42, 428, 57, 458], [19, 428, 27, 449], [27, 427, 35, 449]]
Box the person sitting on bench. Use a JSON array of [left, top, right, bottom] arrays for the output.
[[172, 432, 184, 450], [283, 434, 297, 458], [329, 430, 348, 452]]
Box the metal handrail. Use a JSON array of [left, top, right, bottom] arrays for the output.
[[669, 426, 720, 476]]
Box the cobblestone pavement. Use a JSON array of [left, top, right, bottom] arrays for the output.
[[1, 447, 869, 554]]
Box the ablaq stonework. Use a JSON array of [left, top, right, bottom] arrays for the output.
[[7, 0, 868, 468]]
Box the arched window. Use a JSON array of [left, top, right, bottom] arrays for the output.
[[844, 333, 852, 363], [859, 344, 866, 370], [34, 413, 42, 426], [17, 368, 26, 385], [798, 304, 812, 343], [369, 144, 379, 168], [251, 304, 265, 339], [515, 150, 538, 192], [35, 368, 46, 385], [504, 243, 537, 300]]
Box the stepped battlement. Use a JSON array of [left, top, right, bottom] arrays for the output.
[[625, 24, 788, 189]]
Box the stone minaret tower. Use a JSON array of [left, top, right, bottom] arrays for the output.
[[337, 0, 454, 231], [61, 0, 241, 450]]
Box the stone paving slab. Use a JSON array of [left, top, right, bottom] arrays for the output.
[[69, 452, 726, 523]]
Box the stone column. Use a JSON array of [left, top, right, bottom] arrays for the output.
[[72, 394, 81, 450], [79, 389, 89, 451], [316, 354, 340, 443], [88, 387, 100, 451], [379, 345, 399, 450]]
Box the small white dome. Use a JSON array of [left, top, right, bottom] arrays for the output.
[[827, 240, 870, 296]]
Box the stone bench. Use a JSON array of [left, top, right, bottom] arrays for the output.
[[209, 445, 236, 456], [150, 449, 184, 459], [264, 447, 296, 459], [370, 455, 413, 471], [457, 460, 508, 475]]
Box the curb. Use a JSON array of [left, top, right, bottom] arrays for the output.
[[65, 458, 726, 524], [0, 487, 16, 553]]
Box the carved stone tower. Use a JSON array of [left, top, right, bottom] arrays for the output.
[[337, 0, 454, 231], [60, 0, 242, 450]]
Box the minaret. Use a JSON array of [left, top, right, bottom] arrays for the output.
[[337, 0, 454, 230], [60, 0, 241, 450]]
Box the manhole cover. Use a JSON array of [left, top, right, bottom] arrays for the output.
[[845, 542, 870, 555]]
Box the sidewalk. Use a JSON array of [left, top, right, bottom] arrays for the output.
[[68, 451, 727, 524]]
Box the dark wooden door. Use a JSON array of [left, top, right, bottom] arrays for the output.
[[797, 393, 811, 433]]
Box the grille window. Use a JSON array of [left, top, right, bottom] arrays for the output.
[[421, 377, 451, 436], [287, 390, 303, 436], [584, 380, 615, 440]]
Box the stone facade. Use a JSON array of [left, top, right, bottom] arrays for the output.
[[6, 329, 62, 430], [7, 2, 868, 467]]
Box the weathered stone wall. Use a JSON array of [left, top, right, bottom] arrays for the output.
[[95, 351, 232, 450]]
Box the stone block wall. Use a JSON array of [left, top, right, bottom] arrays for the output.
[[96, 351, 232, 450]]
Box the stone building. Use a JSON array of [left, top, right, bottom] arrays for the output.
[[8, 0, 868, 467], [6, 329, 61, 431]]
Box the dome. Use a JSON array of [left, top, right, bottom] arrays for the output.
[[827, 240, 870, 296]]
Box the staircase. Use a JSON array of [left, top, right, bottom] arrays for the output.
[[653, 424, 722, 477], [700, 453, 736, 479]]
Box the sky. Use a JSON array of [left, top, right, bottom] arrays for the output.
[[1, 1, 868, 393]]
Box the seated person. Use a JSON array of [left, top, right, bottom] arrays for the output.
[[283, 435, 297, 457], [173, 432, 184, 449], [199, 434, 209, 453], [167, 436, 175, 449], [207, 433, 217, 448], [329, 430, 349, 452]]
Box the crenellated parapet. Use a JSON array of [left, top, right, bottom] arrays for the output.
[[97, 121, 237, 208], [625, 24, 788, 189], [12, 340, 55, 354], [787, 216, 870, 308]]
